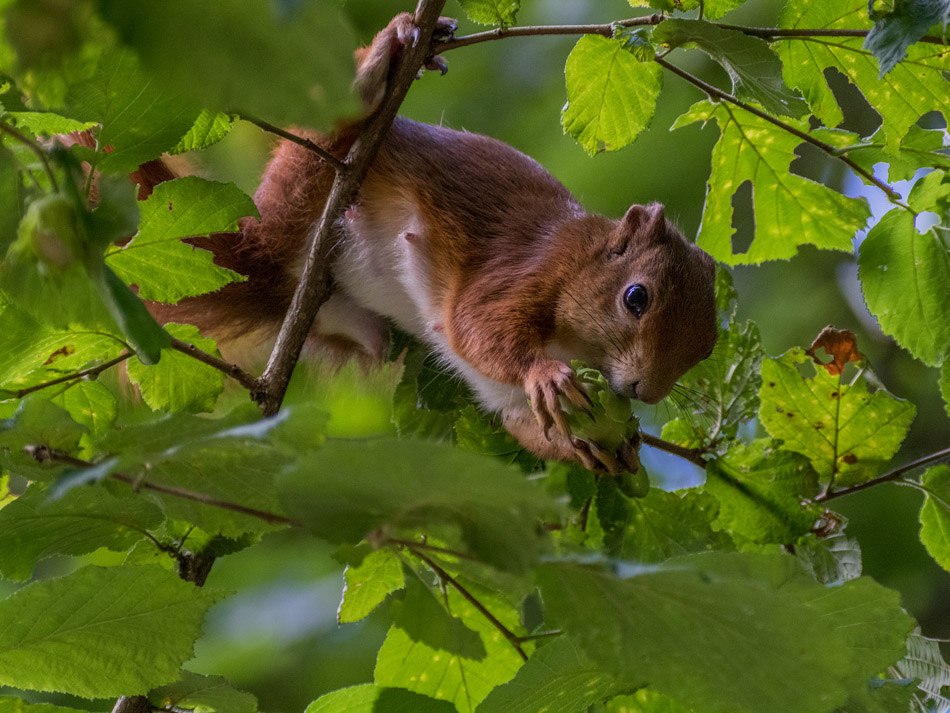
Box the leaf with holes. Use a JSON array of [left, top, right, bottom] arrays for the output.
[[758, 348, 916, 487], [563, 35, 663, 156], [858, 209, 950, 367], [672, 100, 870, 264], [776, 0, 950, 150]]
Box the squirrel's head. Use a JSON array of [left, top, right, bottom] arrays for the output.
[[553, 202, 717, 404]]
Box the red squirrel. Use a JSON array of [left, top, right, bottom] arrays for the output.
[[146, 13, 718, 473]]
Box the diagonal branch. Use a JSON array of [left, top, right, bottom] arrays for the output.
[[254, 0, 448, 416], [236, 113, 347, 173], [640, 432, 708, 468], [4, 351, 132, 399], [815, 446, 950, 503], [653, 56, 905, 204], [168, 336, 259, 392]]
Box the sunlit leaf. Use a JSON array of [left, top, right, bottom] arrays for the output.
[[865, 0, 950, 77], [918, 465, 950, 572], [458, 0, 520, 27], [171, 110, 235, 154], [758, 348, 915, 487], [339, 547, 405, 624], [673, 100, 870, 264], [305, 685, 455, 713], [858, 209, 950, 366], [563, 35, 663, 155], [776, 0, 950, 150]]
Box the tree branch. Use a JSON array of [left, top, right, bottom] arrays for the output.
[[4, 351, 132, 399], [253, 0, 448, 417], [437, 14, 664, 52], [236, 113, 346, 174], [168, 336, 259, 392], [815, 446, 950, 503], [640, 432, 707, 468], [715, 24, 948, 45], [27, 447, 299, 527], [653, 56, 905, 203], [408, 546, 529, 661]]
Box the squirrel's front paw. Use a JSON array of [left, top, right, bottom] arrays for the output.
[[525, 360, 591, 442]]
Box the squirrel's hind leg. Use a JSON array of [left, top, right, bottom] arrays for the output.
[[309, 291, 390, 369]]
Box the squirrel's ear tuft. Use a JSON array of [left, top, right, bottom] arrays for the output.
[[622, 202, 665, 236]]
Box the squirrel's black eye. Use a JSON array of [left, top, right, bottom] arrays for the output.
[[624, 284, 649, 318]]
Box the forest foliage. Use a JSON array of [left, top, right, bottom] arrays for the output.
[[0, 0, 949, 712]]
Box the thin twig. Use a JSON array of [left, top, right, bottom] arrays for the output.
[[27, 447, 299, 527], [0, 120, 60, 192], [715, 24, 948, 45], [815, 446, 950, 503], [168, 336, 259, 392], [653, 56, 905, 203], [519, 630, 563, 642], [254, 0, 448, 416], [640, 432, 707, 468], [387, 538, 478, 561], [5, 352, 132, 399], [410, 546, 528, 661], [237, 113, 347, 174], [437, 14, 664, 52]]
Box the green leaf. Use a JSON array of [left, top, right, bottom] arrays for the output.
[[661, 318, 763, 450], [476, 637, 631, 713], [455, 406, 542, 473], [127, 323, 225, 414], [941, 360, 950, 418], [171, 110, 235, 154], [537, 553, 914, 713], [705, 440, 821, 544], [106, 177, 252, 304], [51, 379, 118, 445], [622, 488, 733, 562], [393, 572, 486, 660], [865, 0, 950, 76], [0, 395, 86, 456], [672, 100, 871, 264], [776, 0, 950, 149], [605, 690, 692, 713], [812, 125, 950, 182], [0, 697, 89, 713], [392, 346, 469, 442], [339, 547, 405, 624], [66, 49, 198, 174], [918, 465, 950, 572], [5, 111, 96, 136], [627, 0, 749, 19], [278, 438, 562, 572], [149, 671, 258, 713], [795, 531, 863, 585], [0, 146, 21, 256], [305, 685, 456, 713], [653, 19, 807, 117], [97, 0, 358, 130], [458, 0, 520, 27], [894, 630, 950, 710], [0, 483, 163, 580], [0, 564, 222, 698], [562, 35, 663, 156], [94, 263, 171, 364], [375, 582, 524, 713], [758, 349, 916, 487], [858, 209, 950, 366]]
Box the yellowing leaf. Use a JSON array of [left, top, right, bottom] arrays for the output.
[[673, 100, 870, 264]]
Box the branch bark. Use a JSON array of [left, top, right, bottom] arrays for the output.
[[815, 446, 950, 503], [253, 0, 449, 416], [236, 113, 347, 173], [640, 432, 708, 468], [168, 337, 259, 392]]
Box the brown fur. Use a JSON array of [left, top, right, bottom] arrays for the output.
[[124, 13, 717, 472]]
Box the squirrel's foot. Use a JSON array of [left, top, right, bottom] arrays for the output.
[[525, 359, 591, 442]]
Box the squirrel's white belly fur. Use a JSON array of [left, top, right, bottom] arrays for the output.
[[317, 202, 528, 415]]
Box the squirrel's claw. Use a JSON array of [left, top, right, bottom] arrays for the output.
[[526, 360, 584, 443]]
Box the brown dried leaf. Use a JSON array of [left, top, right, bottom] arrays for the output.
[[806, 326, 864, 376]]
